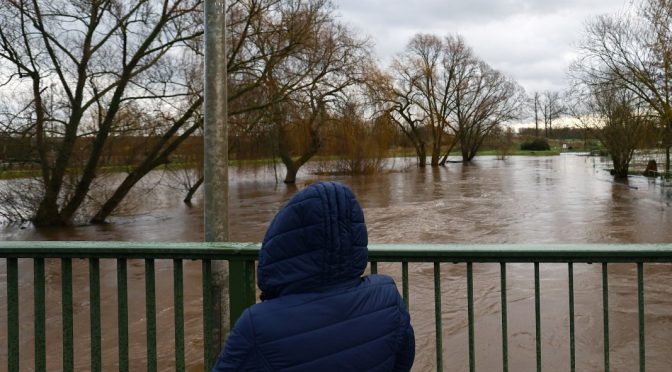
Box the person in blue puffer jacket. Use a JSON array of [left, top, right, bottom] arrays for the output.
[[212, 181, 415, 371]]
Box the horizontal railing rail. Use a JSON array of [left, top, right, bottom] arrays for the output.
[[2, 242, 672, 372]]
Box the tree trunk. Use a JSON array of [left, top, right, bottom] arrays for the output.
[[184, 176, 204, 203], [283, 162, 299, 184], [439, 139, 459, 166], [33, 197, 66, 227]]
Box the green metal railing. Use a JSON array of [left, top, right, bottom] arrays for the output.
[[1, 242, 672, 371]]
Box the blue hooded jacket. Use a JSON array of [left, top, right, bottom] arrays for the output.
[[213, 182, 415, 371]]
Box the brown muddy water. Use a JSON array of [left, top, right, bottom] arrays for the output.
[[1, 154, 672, 371]]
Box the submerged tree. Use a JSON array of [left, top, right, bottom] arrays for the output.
[[0, 0, 203, 226], [567, 83, 651, 178], [387, 34, 523, 166], [576, 0, 672, 173]]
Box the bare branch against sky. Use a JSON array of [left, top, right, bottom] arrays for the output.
[[336, 0, 630, 93]]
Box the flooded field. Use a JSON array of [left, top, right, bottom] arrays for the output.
[[1, 154, 672, 371]]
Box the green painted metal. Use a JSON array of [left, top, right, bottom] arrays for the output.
[[402, 261, 409, 308], [174, 259, 185, 372], [2, 243, 672, 371], [434, 262, 443, 372], [467, 262, 475, 372], [7, 258, 19, 372], [500, 262, 508, 372], [1, 242, 672, 261], [145, 259, 157, 372], [638, 263, 645, 372], [89, 258, 102, 372], [535, 262, 541, 372], [62, 258, 74, 372], [370, 261, 378, 274], [34, 258, 46, 372], [117, 259, 129, 372], [602, 263, 610, 372], [568, 263, 575, 372], [229, 259, 256, 329], [203, 260, 214, 371]]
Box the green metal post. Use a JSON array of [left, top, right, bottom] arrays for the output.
[[568, 263, 575, 372], [34, 258, 46, 372], [602, 263, 610, 372], [535, 262, 541, 372], [229, 259, 256, 326], [117, 259, 128, 372], [7, 258, 19, 372], [402, 261, 409, 308], [434, 262, 443, 372], [467, 262, 475, 372], [638, 263, 645, 372], [90, 258, 102, 372], [174, 259, 185, 371], [500, 262, 508, 372], [145, 259, 157, 372], [62, 258, 74, 372]]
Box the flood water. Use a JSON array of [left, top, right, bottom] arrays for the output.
[[2, 154, 672, 371]]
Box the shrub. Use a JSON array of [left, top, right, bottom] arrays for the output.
[[520, 138, 551, 151]]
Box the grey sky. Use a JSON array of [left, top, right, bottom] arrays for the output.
[[336, 0, 630, 94]]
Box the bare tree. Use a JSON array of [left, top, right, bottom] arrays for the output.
[[530, 91, 542, 137], [568, 82, 650, 178], [444, 36, 524, 162], [541, 91, 564, 138], [575, 0, 672, 173], [388, 34, 457, 167], [387, 34, 523, 165], [0, 0, 203, 225]]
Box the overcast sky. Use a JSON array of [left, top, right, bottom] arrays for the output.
[[336, 0, 631, 94]]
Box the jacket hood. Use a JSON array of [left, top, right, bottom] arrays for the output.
[[257, 182, 368, 300]]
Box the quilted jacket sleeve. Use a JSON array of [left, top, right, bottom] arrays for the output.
[[211, 309, 260, 371], [393, 294, 415, 372]]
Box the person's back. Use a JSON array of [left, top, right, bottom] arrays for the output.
[[213, 182, 414, 371]]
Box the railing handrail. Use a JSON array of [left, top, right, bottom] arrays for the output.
[[2, 242, 672, 262], [1, 241, 669, 371]]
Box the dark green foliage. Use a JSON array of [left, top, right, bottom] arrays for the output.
[[520, 138, 551, 151]]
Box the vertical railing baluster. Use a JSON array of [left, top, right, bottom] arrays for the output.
[[434, 262, 443, 372], [203, 260, 214, 371], [637, 262, 645, 372], [402, 261, 409, 308], [467, 262, 475, 372], [229, 259, 256, 328], [117, 259, 129, 372], [145, 259, 157, 372], [34, 258, 46, 372], [90, 258, 101, 372], [7, 258, 19, 372], [602, 263, 610, 372], [174, 259, 185, 372], [534, 262, 541, 372], [568, 263, 575, 372], [500, 262, 508, 372], [370, 261, 378, 275], [62, 258, 74, 372]]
